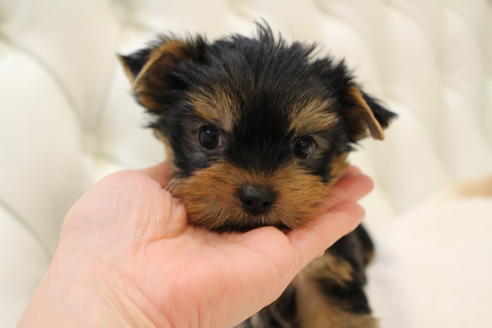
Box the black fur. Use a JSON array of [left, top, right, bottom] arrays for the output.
[[125, 24, 395, 181]]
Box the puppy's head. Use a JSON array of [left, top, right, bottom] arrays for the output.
[[119, 25, 396, 231]]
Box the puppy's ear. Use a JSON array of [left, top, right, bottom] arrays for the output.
[[118, 47, 153, 83], [118, 36, 207, 111], [339, 84, 396, 141]]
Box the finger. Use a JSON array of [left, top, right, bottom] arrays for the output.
[[288, 201, 365, 269], [97, 166, 187, 241], [345, 165, 363, 176], [317, 171, 374, 211], [234, 226, 292, 260], [152, 197, 188, 239], [231, 226, 300, 287], [136, 162, 173, 188]]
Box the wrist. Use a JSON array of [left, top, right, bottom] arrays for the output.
[[18, 248, 171, 328]]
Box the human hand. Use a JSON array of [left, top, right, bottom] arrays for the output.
[[18, 162, 373, 328]]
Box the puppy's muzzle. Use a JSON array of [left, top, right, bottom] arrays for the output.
[[238, 184, 277, 215]]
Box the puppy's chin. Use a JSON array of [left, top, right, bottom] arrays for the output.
[[191, 210, 317, 233], [211, 220, 293, 233]]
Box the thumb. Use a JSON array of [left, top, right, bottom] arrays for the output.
[[118, 172, 188, 242]]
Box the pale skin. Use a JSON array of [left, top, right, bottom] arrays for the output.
[[18, 162, 373, 328]]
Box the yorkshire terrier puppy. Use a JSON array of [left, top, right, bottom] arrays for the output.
[[119, 24, 395, 328]]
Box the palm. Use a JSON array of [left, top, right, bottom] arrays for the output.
[[130, 225, 295, 327], [60, 163, 371, 328]]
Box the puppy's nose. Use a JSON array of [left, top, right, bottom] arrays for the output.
[[239, 184, 276, 215]]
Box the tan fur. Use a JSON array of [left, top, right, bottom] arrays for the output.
[[169, 160, 330, 230], [346, 86, 385, 140], [328, 153, 350, 187], [302, 254, 353, 286], [189, 87, 237, 132], [296, 279, 377, 328], [295, 256, 378, 328], [363, 249, 375, 266], [131, 40, 187, 111], [290, 98, 338, 135]]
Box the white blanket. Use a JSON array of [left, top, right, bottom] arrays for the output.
[[369, 197, 492, 327]]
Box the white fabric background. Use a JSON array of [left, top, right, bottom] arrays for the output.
[[0, 0, 491, 327]]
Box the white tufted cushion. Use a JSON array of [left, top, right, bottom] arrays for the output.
[[1, 0, 491, 326]]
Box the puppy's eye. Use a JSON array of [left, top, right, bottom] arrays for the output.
[[198, 125, 223, 150], [293, 136, 316, 159]]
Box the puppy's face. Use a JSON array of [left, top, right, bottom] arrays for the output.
[[120, 26, 396, 231]]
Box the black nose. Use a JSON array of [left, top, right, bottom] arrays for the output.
[[238, 184, 276, 215]]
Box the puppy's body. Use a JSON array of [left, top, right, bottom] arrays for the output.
[[120, 24, 395, 327], [238, 226, 376, 328]]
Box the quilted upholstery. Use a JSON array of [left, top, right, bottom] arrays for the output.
[[1, 0, 491, 327]]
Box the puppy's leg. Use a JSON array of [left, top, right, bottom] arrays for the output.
[[295, 227, 377, 328]]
